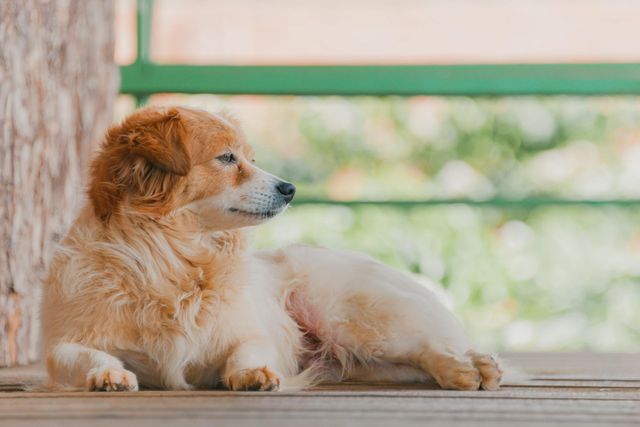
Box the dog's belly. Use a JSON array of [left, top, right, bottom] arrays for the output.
[[278, 255, 432, 384], [283, 286, 327, 366]]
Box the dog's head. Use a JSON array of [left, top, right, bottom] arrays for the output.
[[89, 106, 295, 230]]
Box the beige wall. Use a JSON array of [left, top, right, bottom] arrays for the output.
[[116, 0, 640, 65]]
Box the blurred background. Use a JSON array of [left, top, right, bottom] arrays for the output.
[[115, 0, 640, 352]]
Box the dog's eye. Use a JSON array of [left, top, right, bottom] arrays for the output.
[[216, 152, 237, 165]]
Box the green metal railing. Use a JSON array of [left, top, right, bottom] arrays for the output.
[[119, 0, 640, 208], [121, 63, 640, 98]]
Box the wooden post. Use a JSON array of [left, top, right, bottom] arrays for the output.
[[0, 0, 118, 367]]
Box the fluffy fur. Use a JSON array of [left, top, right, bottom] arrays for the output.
[[42, 106, 502, 392]]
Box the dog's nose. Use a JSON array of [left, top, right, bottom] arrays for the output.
[[276, 181, 296, 203]]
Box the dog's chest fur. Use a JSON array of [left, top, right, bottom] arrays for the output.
[[114, 230, 253, 387], [45, 214, 266, 388]]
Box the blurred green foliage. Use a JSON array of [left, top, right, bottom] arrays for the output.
[[132, 94, 640, 351]]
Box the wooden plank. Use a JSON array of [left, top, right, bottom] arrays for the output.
[[1, 393, 639, 425], [503, 352, 640, 377], [1, 353, 639, 427]]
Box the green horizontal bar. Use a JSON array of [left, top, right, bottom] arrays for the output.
[[291, 198, 640, 207], [120, 63, 640, 96]]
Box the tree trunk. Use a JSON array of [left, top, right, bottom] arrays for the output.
[[0, 0, 118, 367]]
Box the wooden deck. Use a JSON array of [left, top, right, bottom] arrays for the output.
[[0, 353, 638, 426]]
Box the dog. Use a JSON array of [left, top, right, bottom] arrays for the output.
[[42, 106, 502, 392]]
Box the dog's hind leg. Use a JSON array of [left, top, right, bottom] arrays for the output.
[[45, 343, 138, 391], [336, 289, 503, 390], [334, 293, 503, 390], [282, 245, 503, 390]]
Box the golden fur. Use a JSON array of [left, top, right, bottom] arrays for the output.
[[43, 106, 502, 391]]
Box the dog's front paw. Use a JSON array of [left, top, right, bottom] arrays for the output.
[[225, 367, 280, 391], [86, 367, 139, 392]]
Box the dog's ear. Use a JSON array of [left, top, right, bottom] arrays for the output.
[[126, 108, 191, 176], [89, 108, 191, 222]]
